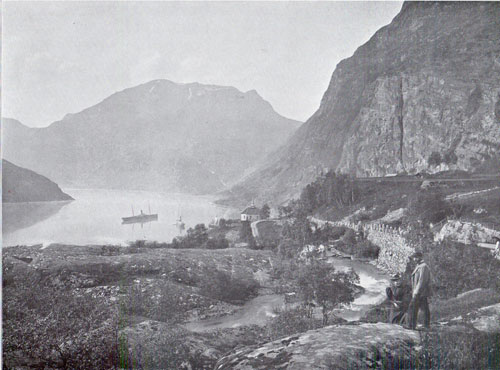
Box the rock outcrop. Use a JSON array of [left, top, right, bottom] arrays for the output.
[[230, 2, 500, 204], [434, 219, 500, 244], [447, 303, 500, 333], [2, 160, 73, 203], [215, 323, 421, 370], [3, 81, 299, 194]]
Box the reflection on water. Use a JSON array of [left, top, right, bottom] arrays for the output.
[[3, 188, 237, 247], [3, 201, 70, 235]]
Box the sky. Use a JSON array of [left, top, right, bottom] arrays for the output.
[[2, 1, 403, 127]]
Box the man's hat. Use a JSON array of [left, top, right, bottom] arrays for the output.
[[391, 273, 400, 281], [413, 252, 424, 260]]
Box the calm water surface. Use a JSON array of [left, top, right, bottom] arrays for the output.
[[3, 188, 236, 247]]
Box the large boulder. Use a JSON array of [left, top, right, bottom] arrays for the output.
[[215, 323, 421, 370]]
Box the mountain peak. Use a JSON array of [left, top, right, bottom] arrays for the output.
[[3, 78, 300, 194]]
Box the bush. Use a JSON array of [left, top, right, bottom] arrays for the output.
[[119, 326, 201, 370], [430, 288, 500, 322], [270, 258, 301, 294], [267, 307, 323, 340], [119, 282, 189, 323], [204, 235, 230, 249], [406, 190, 451, 225], [297, 260, 359, 325], [354, 239, 380, 259], [3, 277, 119, 369], [425, 240, 500, 299], [277, 238, 303, 259], [239, 221, 255, 244], [199, 270, 259, 304], [338, 327, 500, 370], [341, 228, 356, 245], [415, 328, 500, 370], [312, 224, 346, 244], [428, 151, 442, 167], [259, 204, 271, 219], [296, 171, 358, 216], [443, 151, 458, 165]]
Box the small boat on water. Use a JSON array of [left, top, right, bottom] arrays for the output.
[[173, 215, 185, 230], [122, 205, 158, 224]]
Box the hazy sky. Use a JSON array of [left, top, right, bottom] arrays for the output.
[[3, 1, 403, 127]]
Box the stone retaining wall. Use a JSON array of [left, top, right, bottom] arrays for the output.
[[367, 230, 415, 274], [310, 217, 415, 274]]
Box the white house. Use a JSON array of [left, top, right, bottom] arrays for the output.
[[241, 206, 260, 222]]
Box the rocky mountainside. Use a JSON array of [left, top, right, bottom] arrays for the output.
[[3, 80, 299, 194], [229, 2, 500, 204], [2, 160, 73, 203]]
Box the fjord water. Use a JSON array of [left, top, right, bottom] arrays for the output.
[[3, 188, 236, 247]]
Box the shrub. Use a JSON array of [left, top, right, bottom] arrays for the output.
[[312, 224, 346, 244], [414, 328, 500, 370], [199, 270, 259, 304], [336, 327, 500, 370], [296, 171, 358, 216], [443, 151, 458, 165], [119, 326, 198, 370], [428, 151, 442, 167], [239, 221, 255, 244], [204, 235, 230, 249], [354, 239, 380, 259], [3, 277, 119, 369], [406, 190, 451, 225], [277, 238, 303, 259], [119, 282, 189, 323], [259, 204, 271, 219], [267, 307, 323, 340], [430, 288, 500, 322], [425, 240, 500, 299], [341, 228, 357, 245], [297, 260, 359, 325]]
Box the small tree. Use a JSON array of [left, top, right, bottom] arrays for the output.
[[278, 205, 293, 218], [178, 223, 208, 248], [297, 260, 359, 325], [260, 204, 271, 219], [239, 220, 255, 245], [407, 190, 451, 225], [428, 152, 442, 167]]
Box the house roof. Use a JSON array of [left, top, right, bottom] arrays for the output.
[[241, 206, 260, 215]]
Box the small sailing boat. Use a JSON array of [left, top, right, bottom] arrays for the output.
[[174, 215, 185, 231], [122, 204, 158, 224]]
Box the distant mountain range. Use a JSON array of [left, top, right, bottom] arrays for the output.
[[3, 160, 73, 203], [3, 80, 300, 194], [227, 1, 500, 204]]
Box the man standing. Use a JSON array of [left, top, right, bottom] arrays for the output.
[[407, 252, 432, 329]]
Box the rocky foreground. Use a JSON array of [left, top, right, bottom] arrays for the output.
[[3, 243, 500, 369], [2, 244, 277, 369], [215, 318, 500, 370], [215, 323, 421, 370]]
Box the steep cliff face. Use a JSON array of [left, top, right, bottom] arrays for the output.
[[3, 80, 299, 194], [231, 2, 500, 204]]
